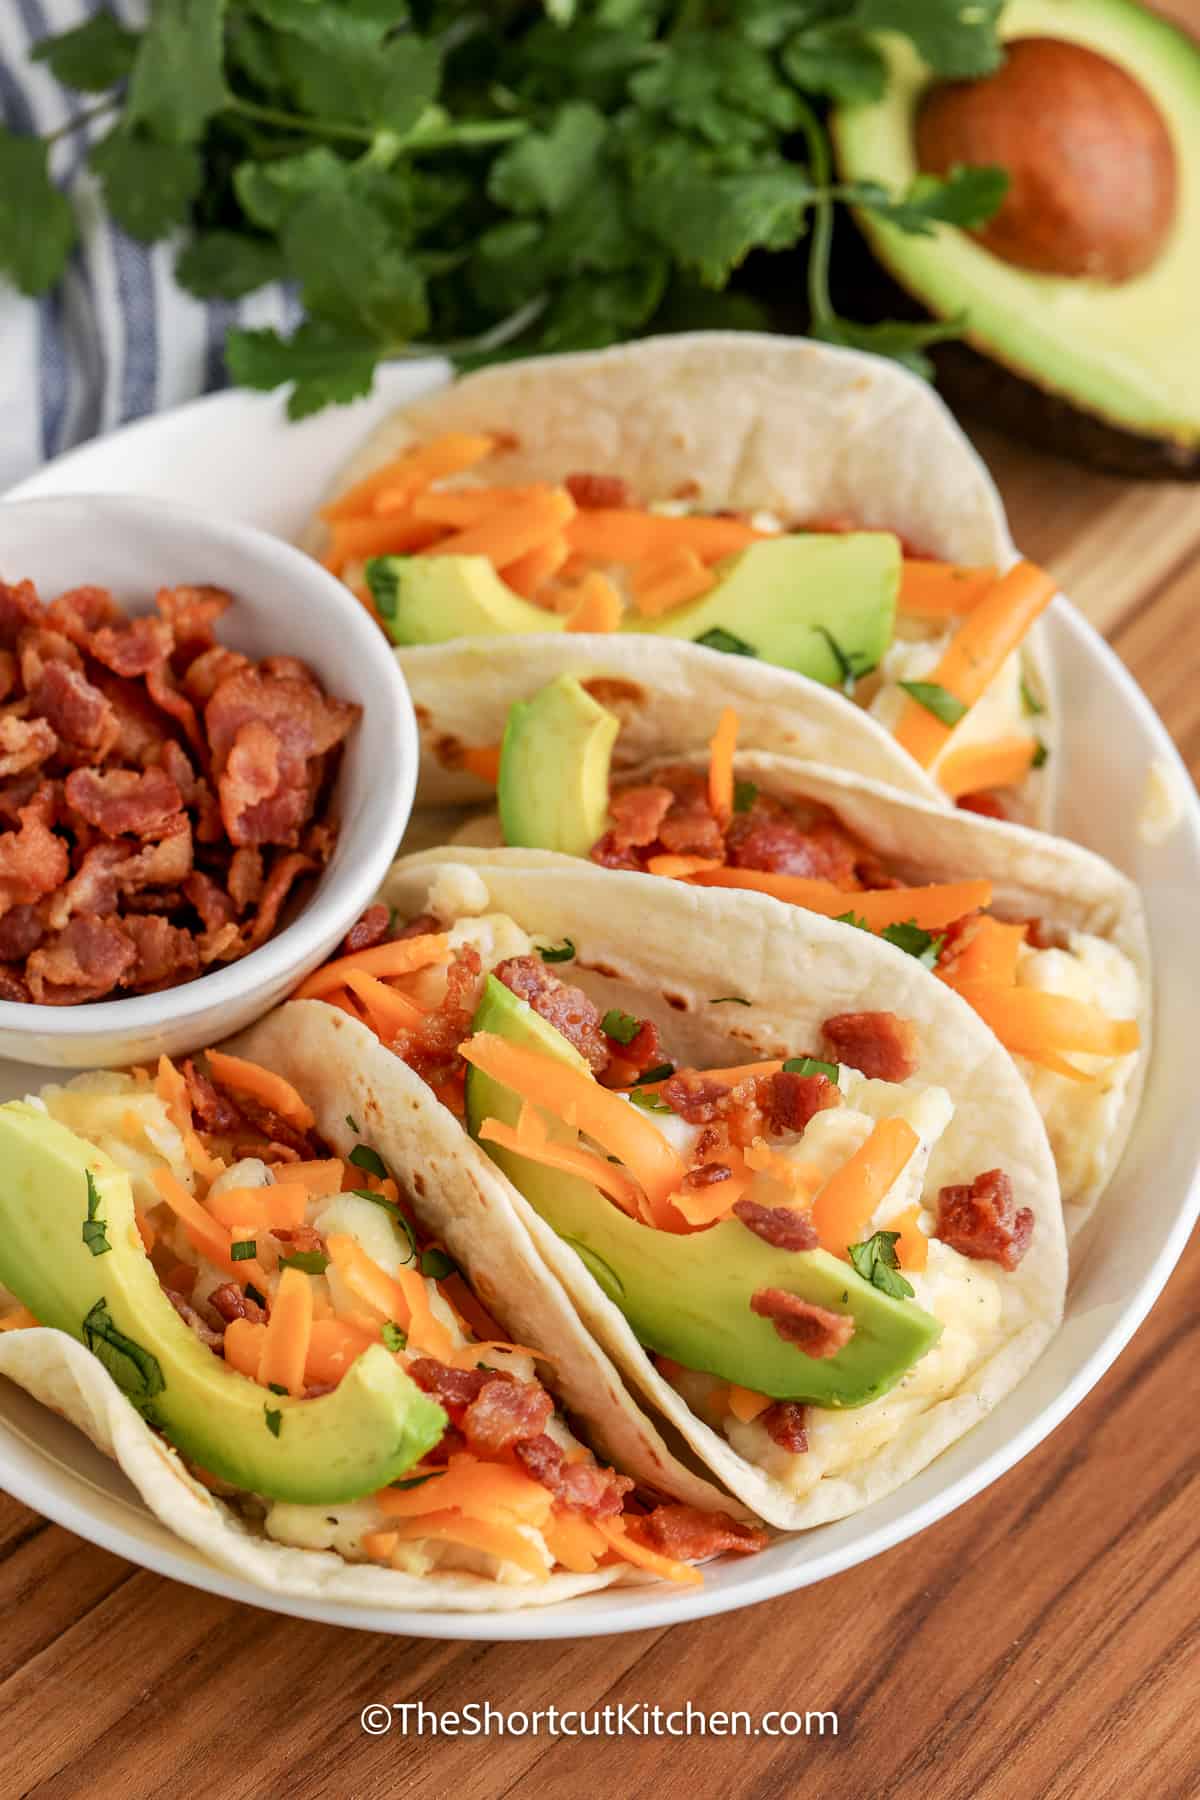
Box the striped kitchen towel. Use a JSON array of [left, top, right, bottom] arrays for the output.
[[0, 0, 301, 490]]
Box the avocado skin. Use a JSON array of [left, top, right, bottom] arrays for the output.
[[498, 675, 620, 857], [0, 1104, 446, 1503], [637, 534, 900, 686], [465, 978, 941, 1407]]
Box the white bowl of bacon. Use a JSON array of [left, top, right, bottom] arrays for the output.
[[0, 494, 417, 1067]]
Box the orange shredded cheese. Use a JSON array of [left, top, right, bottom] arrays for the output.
[[596, 1517, 702, 1586], [424, 488, 575, 566], [810, 1117, 920, 1253], [935, 737, 1039, 799], [293, 933, 449, 1001], [630, 545, 715, 616], [204, 1052, 316, 1131], [479, 1102, 648, 1221], [257, 1267, 313, 1397], [707, 706, 739, 825], [688, 868, 994, 931], [322, 432, 498, 521], [898, 562, 1000, 619], [565, 572, 623, 634]]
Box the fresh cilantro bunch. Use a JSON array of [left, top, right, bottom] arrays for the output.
[[1, 0, 1008, 419]]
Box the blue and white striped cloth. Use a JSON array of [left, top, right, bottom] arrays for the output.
[[0, 0, 300, 490]]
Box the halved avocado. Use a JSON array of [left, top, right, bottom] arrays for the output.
[[464, 977, 941, 1407], [832, 0, 1200, 477], [0, 1104, 446, 1503]]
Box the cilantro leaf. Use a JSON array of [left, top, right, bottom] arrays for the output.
[[225, 322, 381, 420], [633, 1062, 674, 1085], [390, 1469, 445, 1491], [634, 140, 814, 287], [33, 14, 141, 92], [898, 680, 968, 726], [1020, 676, 1045, 718], [711, 995, 751, 1005], [733, 780, 758, 814], [602, 1008, 642, 1046], [879, 920, 945, 969], [810, 313, 966, 381], [630, 32, 803, 146], [782, 23, 887, 103], [488, 102, 608, 216], [847, 1229, 915, 1300], [694, 626, 757, 657], [126, 0, 227, 147], [834, 910, 871, 932], [82, 1299, 164, 1416], [419, 1248, 457, 1280], [629, 1088, 672, 1113], [264, 1406, 283, 1437], [274, 27, 440, 136], [0, 130, 77, 295], [176, 231, 285, 299], [782, 1056, 840, 1083], [82, 1170, 111, 1258], [382, 1321, 407, 1353], [348, 1144, 388, 1180], [539, 938, 576, 964], [90, 131, 201, 241], [855, 0, 1005, 78], [1032, 739, 1049, 769], [862, 165, 1009, 237]]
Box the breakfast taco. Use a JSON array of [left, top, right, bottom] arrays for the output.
[[449, 676, 1148, 1234], [0, 1044, 762, 1613], [306, 333, 1058, 826], [272, 853, 1066, 1530]]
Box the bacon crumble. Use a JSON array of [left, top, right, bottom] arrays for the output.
[[935, 1169, 1034, 1270], [750, 1289, 855, 1358]]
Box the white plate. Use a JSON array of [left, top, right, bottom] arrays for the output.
[[2, 367, 1198, 1640]]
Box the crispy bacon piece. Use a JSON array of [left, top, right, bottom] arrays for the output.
[[726, 797, 862, 885], [603, 1016, 665, 1085], [407, 1359, 493, 1419], [210, 1083, 317, 1159], [461, 1376, 554, 1454], [18, 627, 82, 693], [0, 652, 16, 704], [0, 784, 70, 916], [242, 852, 316, 953], [394, 911, 441, 941], [589, 831, 643, 871], [823, 1011, 920, 1083], [0, 964, 30, 1002], [183, 1059, 246, 1135], [88, 616, 173, 679], [0, 713, 57, 778], [206, 661, 358, 773], [0, 903, 44, 961], [184, 870, 238, 934], [209, 1282, 267, 1326], [761, 1401, 810, 1453], [146, 661, 203, 752], [733, 1198, 818, 1251], [0, 579, 43, 648], [513, 1434, 634, 1519], [750, 1289, 855, 1358], [121, 914, 200, 992], [183, 645, 250, 704], [91, 668, 172, 766], [935, 1169, 1033, 1270], [155, 584, 232, 660], [64, 765, 183, 839], [684, 1161, 732, 1188], [167, 1289, 223, 1351], [227, 846, 264, 913], [766, 1069, 841, 1133], [661, 1068, 838, 1148], [654, 766, 726, 860], [494, 954, 609, 1074], [607, 784, 674, 851], [626, 1505, 767, 1560], [45, 585, 120, 642], [340, 902, 391, 956], [26, 915, 137, 1004], [660, 1073, 729, 1124], [565, 472, 630, 509], [28, 661, 119, 760]]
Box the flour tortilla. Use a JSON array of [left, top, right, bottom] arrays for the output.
[[307, 333, 1056, 821], [373, 852, 1066, 1531], [0, 1015, 742, 1614], [452, 751, 1150, 1236]]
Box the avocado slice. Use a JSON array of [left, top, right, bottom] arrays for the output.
[[831, 1, 1200, 476], [366, 553, 567, 646], [464, 978, 941, 1407], [498, 674, 619, 857], [0, 1104, 446, 1502], [635, 534, 900, 688]]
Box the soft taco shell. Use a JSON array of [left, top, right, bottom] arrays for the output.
[[452, 751, 1150, 1236], [307, 333, 1056, 821], [375, 852, 1067, 1531]]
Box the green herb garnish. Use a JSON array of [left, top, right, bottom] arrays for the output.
[[344, 1114, 359, 1135], [813, 626, 875, 697], [732, 781, 758, 815], [880, 920, 946, 970], [633, 1063, 675, 1086], [231, 1239, 257, 1263], [897, 681, 968, 727], [710, 995, 751, 1006], [82, 1299, 164, 1418], [1032, 739, 1049, 769], [602, 1008, 642, 1046], [244, 1284, 267, 1309], [419, 1248, 456, 1281], [629, 1089, 672, 1114], [694, 627, 757, 658], [278, 1251, 330, 1275], [847, 1230, 915, 1300], [1020, 676, 1045, 717], [82, 1170, 110, 1259], [265, 1407, 283, 1438], [349, 1144, 387, 1181], [268, 1383, 288, 1397], [782, 1056, 840, 1084], [834, 910, 872, 933], [390, 1470, 445, 1492], [382, 1322, 407, 1353], [539, 938, 576, 964]]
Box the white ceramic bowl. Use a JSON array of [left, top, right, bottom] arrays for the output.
[[0, 494, 417, 1066], [0, 372, 1196, 1639]]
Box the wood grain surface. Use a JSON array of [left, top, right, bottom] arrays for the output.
[[4, 167, 1200, 1800]]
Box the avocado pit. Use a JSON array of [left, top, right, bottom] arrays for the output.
[[915, 37, 1178, 282]]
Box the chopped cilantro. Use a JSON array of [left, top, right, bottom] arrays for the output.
[[82, 1170, 110, 1258], [390, 1470, 446, 1492], [1032, 739, 1049, 769], [278, 1250, 330, 1275], [602, 1008, 642, 1045], [244, 1284, 267, 1309], [897, 681, 968, 727], [419, 1248, 456, 1281], [633, 1062, 675, 1086], [848, 1230, 915, 1300], [813, 626, 874, 697], [268, 1383, 288, 1396], [834, 910, 871, 933], [1020, 676, 1045, 717], [880, 919, 946, 970], [694, 627, 757, 658], [231, 1239, 257, 1262], [732, 780, 758, 814], [382, 1321, 407, 1353], [264, 1406, 283, 1437], [710, 995, 750, 1005], [349, 1144, 388, 1180], [782, 1056, 839, 1084], [629, 1089, 672, 1114], [81, 1299, 164, 1418], [539, 938, 576, 964], [344, 1114, 359, 1134]]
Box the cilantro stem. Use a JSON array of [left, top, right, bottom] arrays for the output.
[[227, 97, 528, 155], [44, 97, 118, 146], [228, 98, 375, 145], [792, 97, 836, 336]]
